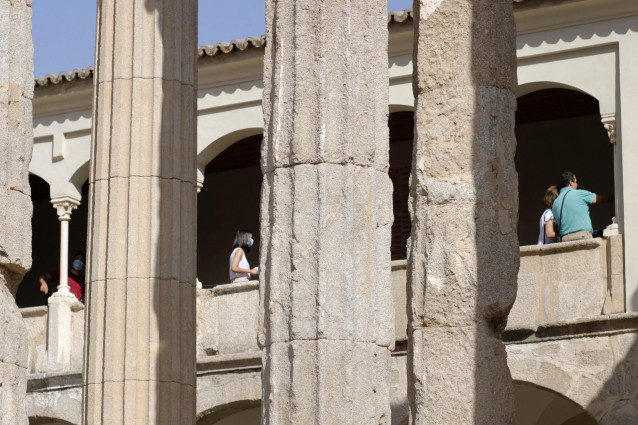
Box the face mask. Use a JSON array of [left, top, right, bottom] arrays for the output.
[[72, 259, 84, 271], [249, 238, 254, 247]]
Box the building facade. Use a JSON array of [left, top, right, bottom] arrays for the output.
[[12, 0, 638, 424]]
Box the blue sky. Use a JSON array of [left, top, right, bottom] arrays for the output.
[[33, 0, 412, 76]]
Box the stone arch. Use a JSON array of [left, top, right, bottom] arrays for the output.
[[196, 127, 263, 185], [16, 174, 55, 307], [513, 381, 598, 425], [196, 132, 263, 286], [515, 81, 593, 102], [68, 159, 89, 195], [514, 86, 615, 245], [29, 417, 76, 425], [196, 400, 260, 425]]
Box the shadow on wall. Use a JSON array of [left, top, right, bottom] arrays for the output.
[[585, 334, 638, 423], [471, 1, 520, 424]]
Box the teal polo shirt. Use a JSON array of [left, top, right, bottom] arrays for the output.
[[552, 187, 596, 236]]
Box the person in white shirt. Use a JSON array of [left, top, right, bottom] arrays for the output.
[[229, 229, 259, 283], [538, 185, 559, 245]]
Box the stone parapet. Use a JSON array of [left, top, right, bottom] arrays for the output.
[[509, 235, 625, 330]]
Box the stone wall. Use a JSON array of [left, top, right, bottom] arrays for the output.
[[509, 235, 625, 330], [0, 0, 33, 423], [21, 304, 85, 375], [507, 314, 638, 424]]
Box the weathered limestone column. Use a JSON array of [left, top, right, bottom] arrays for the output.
[[259, 1, 394, 424], [0, 0, 33, 424], [83, 1, 198, 424], [407, 1, 519, 424]]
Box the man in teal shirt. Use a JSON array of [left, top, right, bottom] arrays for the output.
[[552, 171, 612, 242]]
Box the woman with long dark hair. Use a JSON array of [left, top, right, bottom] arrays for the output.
[[229, 229, 259, 282]]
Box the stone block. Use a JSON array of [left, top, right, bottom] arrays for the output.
[[215, 287, 260, 354], [392, 267, 408, 340], [261, 164, 393, 346], [538, 362, 572, 395], [606, 234, 624, 276], [555, 279, 606, 321], [558, 246, 605, 282], [261, 0, 390, 173], [413, 0, 516, 91], [409, 325, 514, 425], [46, 294, 75, 371], [508, 273, 540, 329], [263, 340, 391, 425], [519, 254, 541, 276]]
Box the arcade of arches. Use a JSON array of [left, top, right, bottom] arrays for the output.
[[194, 111, 415, 288], [20, 92, 618, 296]]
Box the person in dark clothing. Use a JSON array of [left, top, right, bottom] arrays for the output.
[[38, 252, 86, 302]]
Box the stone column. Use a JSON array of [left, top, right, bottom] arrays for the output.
[[83, 1, 198, 424], [0, 0, 32, 424], [259, 1, 394, 424], [407, 1, 518, 424], [51, 196, 79, 295]]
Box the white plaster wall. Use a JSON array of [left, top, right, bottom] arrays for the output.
[[515, 0, 638, 310]]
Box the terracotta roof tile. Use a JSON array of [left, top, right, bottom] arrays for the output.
[[36, 9, 415, 88], [35, 67, 94, 88]]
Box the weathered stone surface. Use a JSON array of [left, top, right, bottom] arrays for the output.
[[408, 0, 518, 423], [83, 0, 198, 423], [260, 0, 394, 423], [507, 330, 638, 423], [410, 325, 514, 425], [0, 273, 28, 425], [0, 0, 32, 423], [260, 0, 390, 173], [263, 340, 391, 425]]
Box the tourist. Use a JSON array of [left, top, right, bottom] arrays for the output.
[[552, 172, 612, 242], [538, 185, 559, 245], [229, 230, 259, 283], [38, 252, 86, 302]]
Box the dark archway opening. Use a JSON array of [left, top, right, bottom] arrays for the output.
[[389, 110, 414, 261], [197, 134, 262, 287], [195, 112, 415, 287], [16, 177, 88, 308], [515, 88, 615, 245]]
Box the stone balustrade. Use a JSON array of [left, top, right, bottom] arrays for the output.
[[508, 234, 625, 332], [21, 236, 625, 377]]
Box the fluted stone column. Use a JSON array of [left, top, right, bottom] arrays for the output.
[[83, 1, 198, 424], [259, 1, 394, 424], [407, 1, 519, 424], [0, 0, 33, 423]]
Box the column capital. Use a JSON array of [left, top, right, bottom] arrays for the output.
[[51, 196, 80, 221], [601, 113, 616, 145]]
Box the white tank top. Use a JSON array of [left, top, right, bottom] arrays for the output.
[[229, 248, 250, 281]]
